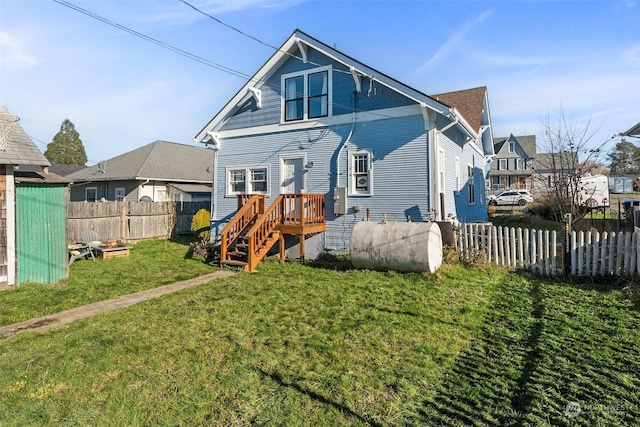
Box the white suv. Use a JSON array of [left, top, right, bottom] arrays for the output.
[[488, 190, 534, 206]]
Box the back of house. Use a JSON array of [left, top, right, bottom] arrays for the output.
[[195, 30, 493, 259]]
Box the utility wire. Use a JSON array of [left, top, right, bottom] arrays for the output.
[[51, 0, 430, 126]]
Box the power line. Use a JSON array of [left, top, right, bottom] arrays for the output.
[[51, 0, 433, 127]]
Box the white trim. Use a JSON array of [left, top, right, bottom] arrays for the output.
[[248, 87, 262, 109], [455, 156, 461, 193], [193, 30, 453, 143], [281, 65, 333, 123], [347, 149, 373, 196], [225, 164, 271, 197], [215, 104, 423, 139], [279, 154, 307, 194], [6, 166, 15, 285]]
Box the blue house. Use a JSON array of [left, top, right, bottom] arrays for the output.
[[194, 30, 494, 269]]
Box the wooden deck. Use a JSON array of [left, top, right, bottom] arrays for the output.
[[219, 193, 326, 271]]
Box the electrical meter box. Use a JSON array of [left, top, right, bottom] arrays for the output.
[[334, 187, 347, 215]]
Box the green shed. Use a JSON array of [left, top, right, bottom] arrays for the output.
[[15, 169, 70, 285]]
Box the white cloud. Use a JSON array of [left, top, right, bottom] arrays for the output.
[[623, 45, 640, 63], [410, 10, 493, 76], [0, 30, 43, 69]]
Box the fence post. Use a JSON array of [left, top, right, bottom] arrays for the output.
[[608, 232, 616, 275], [578, 231, 584, 275], [492, 225, 498, 265], [592, 229, 600, 277], [530, 229, 537, 273], [517, 227, 524, 268], [551, 230, 557, 275], [600, 231, 608, 276], [121, 205, 127, 241], [504, 226, 511, 267], [564, 214, 571, 277], [544, 230, 550, 275], [571, 231, 577, 275]]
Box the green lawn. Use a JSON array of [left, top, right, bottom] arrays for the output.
[[0, 248, 638, 425], [0, 239, 217, 326]]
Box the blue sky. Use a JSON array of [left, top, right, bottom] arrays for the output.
[[1, 0, 639, 165]]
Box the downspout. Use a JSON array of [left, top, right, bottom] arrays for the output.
[[211, 150, 218, 222], [433, 112, 458, 221]]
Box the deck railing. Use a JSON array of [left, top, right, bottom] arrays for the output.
[[244, 195, 285, 271], [281, 193, 325, 225]]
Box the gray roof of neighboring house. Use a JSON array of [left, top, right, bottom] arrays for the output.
[[167, 182, 212, 193], [14, 165, 71, 185], [49, 163, 86, 177], [0, 106, 50, 167], [623, 122, 640, 137], [493, 134, 537, 158], [67, 140, 214, 183], [534, 152, 579, 172]]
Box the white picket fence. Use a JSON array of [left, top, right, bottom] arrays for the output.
[[457, 223, 639, 277]]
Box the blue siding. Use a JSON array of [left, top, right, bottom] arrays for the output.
[[221, 48, 415, 131]]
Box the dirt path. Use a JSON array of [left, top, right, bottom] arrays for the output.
[[0, 270, 236, 341]]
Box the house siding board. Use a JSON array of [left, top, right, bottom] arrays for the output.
[[214, 114, 430, 254], [220, 50, 415, 131]]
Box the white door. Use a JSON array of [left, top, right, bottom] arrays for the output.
[[281, 157, 304, 220]]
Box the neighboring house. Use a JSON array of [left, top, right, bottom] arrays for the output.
[[48, 163, 86, 177], [66, 140, 213, 202], [194, 29, 494, 260], [532, 151, 579, 191], [0, 106, 70, 286], [487, 135, 536, 193]]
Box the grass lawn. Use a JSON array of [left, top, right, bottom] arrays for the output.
[[0, 239, 217, 326], [1, 253, 639, 425]]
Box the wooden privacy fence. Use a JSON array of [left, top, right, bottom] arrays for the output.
[[67, 201, 209, 243], [458, 223, 640, 277]]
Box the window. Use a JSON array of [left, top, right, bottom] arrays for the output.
[[226, 165, 270, 196], [349, 149, 372, 196], [282, 67, 331, 122], [85, 187, 97, 202], [498, 159, 507, 170], [509, 141, 515, 153], [455, 156, 461, 192], [516, 158, 525, 170], [468, 165, 475, 204], [115, 187, 125, 201]]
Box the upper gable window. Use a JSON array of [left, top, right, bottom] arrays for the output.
[[282, 66, 331, 122], [509, 141, 515, 153]]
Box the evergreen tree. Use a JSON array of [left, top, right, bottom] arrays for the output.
[[607, 139, 640, 175], [44, 119, 88, 165]]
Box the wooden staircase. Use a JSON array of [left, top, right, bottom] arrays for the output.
[[219, 194, 326, 271]]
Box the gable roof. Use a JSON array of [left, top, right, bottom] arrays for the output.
[[67, 140, 214, 183], [0, 106, 50, 167], [195, 29, 479, 143], [49, 163, 86, 177], [493, 134, 537, 158], [432, 87, 487, 134]]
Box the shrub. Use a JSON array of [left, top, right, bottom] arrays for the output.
[[191, 209, 211, 242]]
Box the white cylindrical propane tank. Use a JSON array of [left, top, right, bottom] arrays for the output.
[[350, 221, 443, 273]]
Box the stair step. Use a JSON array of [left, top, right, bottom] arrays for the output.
[[235, 243, 249, 249], [226, 250, 247, 258], [221, 259, 249, 267]]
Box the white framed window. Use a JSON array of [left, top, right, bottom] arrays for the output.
[[516, 158, 525, 170], [85, 187, 97, 202], [348, 149, 372, 196], [226, 165, 270, 196], [498, 159, 507, 170], [455, 156, 461, 193], [468, 165, 475, 204], [115, 187, 125, 201], [282, 66, 332, 122]]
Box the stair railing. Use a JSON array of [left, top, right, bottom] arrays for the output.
[[219, 194, 265, 263], [244, 195, 284, 270]]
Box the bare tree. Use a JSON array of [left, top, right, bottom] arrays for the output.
[[532, 110, 605, 223]]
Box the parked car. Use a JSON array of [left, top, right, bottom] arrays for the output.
[[488, 190, 534, 206]]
